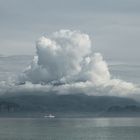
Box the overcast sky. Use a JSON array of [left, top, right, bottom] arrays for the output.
[[0, 0, 140, 62]]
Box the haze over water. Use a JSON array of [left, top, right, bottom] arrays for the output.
[[0, 117, 140, 140]]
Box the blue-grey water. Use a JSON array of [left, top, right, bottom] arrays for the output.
[[0, 117, 140, 140]]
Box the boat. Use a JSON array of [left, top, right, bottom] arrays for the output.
[[44, 114, 55, 118]]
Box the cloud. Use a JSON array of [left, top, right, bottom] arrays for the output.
[[2, 29, 139, 98], [19, 30, 92, 84], [19, 30, 112, 86], [0, 30, 135, 98]]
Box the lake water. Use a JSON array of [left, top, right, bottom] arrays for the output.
[[0, 117, 140, 140]]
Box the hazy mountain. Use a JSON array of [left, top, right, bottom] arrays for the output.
[[0, 93, 140, 117]]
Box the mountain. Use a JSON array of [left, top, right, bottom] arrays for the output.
[[0, 93, 140, 117]]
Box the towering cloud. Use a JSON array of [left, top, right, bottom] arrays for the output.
[[16, 30, 139, 97]]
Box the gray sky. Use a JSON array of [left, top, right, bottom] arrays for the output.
[[0, 0, 140, 62]]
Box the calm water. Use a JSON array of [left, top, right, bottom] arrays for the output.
[[0, 117, 140, 140]]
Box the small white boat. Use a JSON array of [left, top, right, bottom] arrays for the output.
[[44, 114, 55, 118]]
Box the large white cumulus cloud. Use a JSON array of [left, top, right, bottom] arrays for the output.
[[20, 30, 91, 84], [16, 30, 139, 97]]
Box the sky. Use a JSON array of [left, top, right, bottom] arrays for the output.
[[0, 0, 140, 62], [0, 0, 140, 99], [0, 29, 139, 99]]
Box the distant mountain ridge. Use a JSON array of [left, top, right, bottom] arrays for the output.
[[0, 93, 140, 117]]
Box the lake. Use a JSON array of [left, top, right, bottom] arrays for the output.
[[0, 117, 140, 140]]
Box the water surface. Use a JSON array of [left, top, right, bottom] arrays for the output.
[[0, 117, 140, 140]]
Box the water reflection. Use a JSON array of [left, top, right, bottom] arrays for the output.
[[0, 118, 140, 140]]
